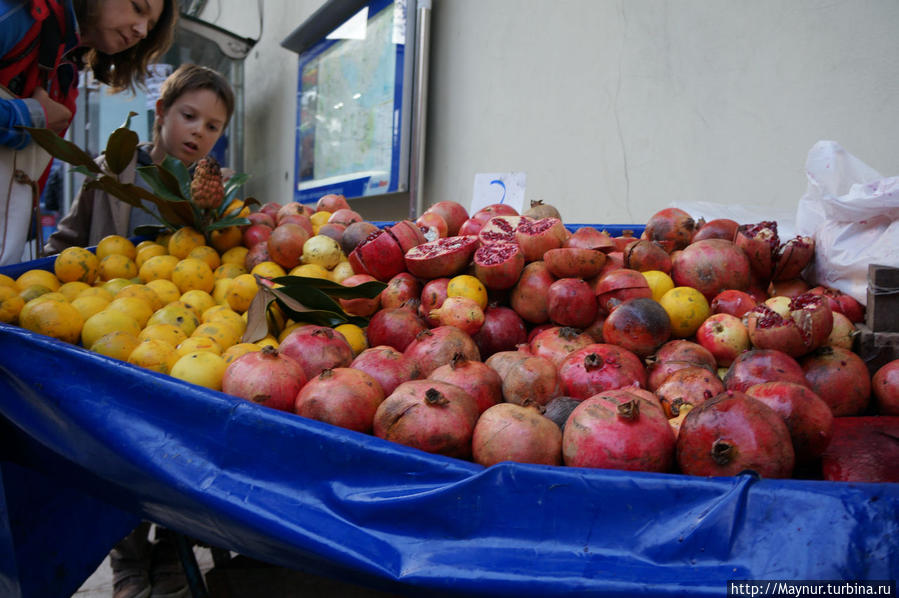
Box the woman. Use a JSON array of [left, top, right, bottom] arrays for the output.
[[0, 0, 177, 264]]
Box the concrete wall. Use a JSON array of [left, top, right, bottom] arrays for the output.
[[203, 0, 899, 225]]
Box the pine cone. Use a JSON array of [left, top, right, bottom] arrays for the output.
[[190, 157, 224, 209]]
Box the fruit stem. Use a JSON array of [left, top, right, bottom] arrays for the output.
[[711, 438, 734, 465]]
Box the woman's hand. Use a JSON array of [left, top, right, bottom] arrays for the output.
[[32, 87, 72, 133]]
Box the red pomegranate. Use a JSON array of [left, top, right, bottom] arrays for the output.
[[419, 277, 450, 327], [734, 221, 779, 282], [623, 240, 672, 274], [529, 326, 595, 368], [294, 368, 385, 433], [670, 239, 751, 300], [601, 297, 672, 358], [315, 193, 350, 213], [771, 235, 815, 281], [691, 218, 739, 242], [563, 390, 676, 472], [694, 312, 750, 367], [565, 226, 616, 252], [710, 289, 757, 318], [428, 296, 485, 336], [543, 247, 606, 279], [267, 222, 310, 270], [510, 261, 557, 324], [872, 359, 899, 415], [404, 326, 480, 376], [242, 223, 273, 249], [646, 339, 718, 391], [808, 285, 865, 323], [472, 402, 563, 467], [429, 353, 503, 414], [379, 272, 422, 310], [327, 208, 363, 227], [547, 278, 598, 329], [403, 235, 480, 279], [473, 242, 525, 290], [278, 325, 354, 380], [366, 304, 427, 352], [745, 293, 833, 357], [723, 349, 808, 392], [515, 217, 568, 261], [373, 380, 480, 459], [676, 390, 795, 478], [643, 207, 696, 252], [222, 346, 307, 412], [800, 346, 871, 416], [654, 365, 725, 418], [594, 268, 652, 314], [745, 381, 834, 463], [422, 201, 469, 236], [340, 221, 379, 256], [557, 343, 647, 400], [348, 228, 407, 282], [415, 211, 448, 240], [485, 351, 562, 406], [472, 305, 528, 358], [350, 345, 421, 396], [337, 273, 380, 316], [477, 215, 524, 245]]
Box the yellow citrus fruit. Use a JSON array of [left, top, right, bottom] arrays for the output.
[[330, 261, 355, 283], [135, 240, 159, 251], [0, 286, 26, 323], [188, 245, 222, 271], [155, 231, 173, 247], [209, 226, 243, 253], [16, 269, 60, 292], [115, 283, 163, 311], [255, 335, 279, 349], [144, 279, 181, 305], [90, 330, 141, 361], [213, 262, 246, 281], [202, 307, 246, 336], [18, 284, 54, 303], [135, 243, 168, 269], [139, 254, 179, 282], [106, 296, 154, 328], [250, 261, 287, 279], [171, 258, 215, 294], [447, 274, 488, 309], [222, 342, 262, 365], [642, 270, 676, 302], [659, 286, 711, 339], [101, 277, 135, 296], [301, 234, 342, 269], [59, 281, 91, 302], [0, 273, 18, 290], [334, 323, 367, 356], [179, 289, 217, 319], [71, 294, 111, 321], [167, 227, 206, 259], [309, 211, 331, 230], [139, 323, 188, 346], [19, 298, 83, 343], [77, 285, 113, 302], [96, 235, 136, 261], [220, 246, 249, 267], [176, 336, 223, 357], [54, 246, 99, 284], [225, 273, 258, 313], [170, 351, 227, 390], [26, 291, 67, 305], [81, 308, 141, 348], [288, 263, 331, 280], [146, 301, 200, 336], [128, 339, 179, 374], [222, 199, 250, 218], [98, 254, 138, 281], [191, 320, 242, 350], [211, 278, 232, 305]]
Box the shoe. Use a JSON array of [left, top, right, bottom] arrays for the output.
[[149, 538, 190, 598], [113, 571, 151, 598]]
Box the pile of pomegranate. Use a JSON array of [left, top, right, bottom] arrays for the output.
[[231, 200, 899, 483]]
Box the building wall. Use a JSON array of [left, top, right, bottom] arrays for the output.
[[207, 0, 899, 225]]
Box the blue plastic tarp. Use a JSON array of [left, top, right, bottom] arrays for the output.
[[1, 244, 898, 598]]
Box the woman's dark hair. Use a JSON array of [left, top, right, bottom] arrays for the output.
[[153, 64, 236, 142], [74, 0, 178, 92]]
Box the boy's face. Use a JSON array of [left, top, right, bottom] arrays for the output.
[[156, 89, 228, 165], [86, 0, 166, 54]]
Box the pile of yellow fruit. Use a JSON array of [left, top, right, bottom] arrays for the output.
[[0, 222, 367, 392]]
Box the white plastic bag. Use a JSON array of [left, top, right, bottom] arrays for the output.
[[796, 141, 899, 306]]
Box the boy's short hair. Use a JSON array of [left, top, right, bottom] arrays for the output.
[[153, 64, 236, 142]]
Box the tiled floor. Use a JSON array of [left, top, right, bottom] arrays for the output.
[[72, 547, 216, 597]]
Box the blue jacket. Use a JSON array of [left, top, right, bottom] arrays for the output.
[[0, 0, 80, 149]]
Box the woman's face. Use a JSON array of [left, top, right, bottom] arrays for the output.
[[82, 0, 166, 54], [155, 89, 229, 165]]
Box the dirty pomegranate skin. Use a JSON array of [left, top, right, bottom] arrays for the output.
[[676, 390, 796, 478]]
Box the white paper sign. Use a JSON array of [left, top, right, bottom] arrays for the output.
[[470, 172, 526, 215], [145, 63, 174, 110]]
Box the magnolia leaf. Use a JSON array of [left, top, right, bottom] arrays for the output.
[[120, 182, 194, 226], [24, 126, 101, 172], [161, 155, 192, 199], [137, 166, 190, 203], [204, 215, 251, 231], [272, 275, 386, 299], [242, 287, 275, 343], [83, 177, 143, 208], [120, 111, 138, 129], [105, 127, 139, 174], [223, 172, 250, 201], [71, 165, 101, 178]]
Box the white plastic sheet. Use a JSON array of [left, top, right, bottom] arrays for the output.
[[796, 141, 899, 305]]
